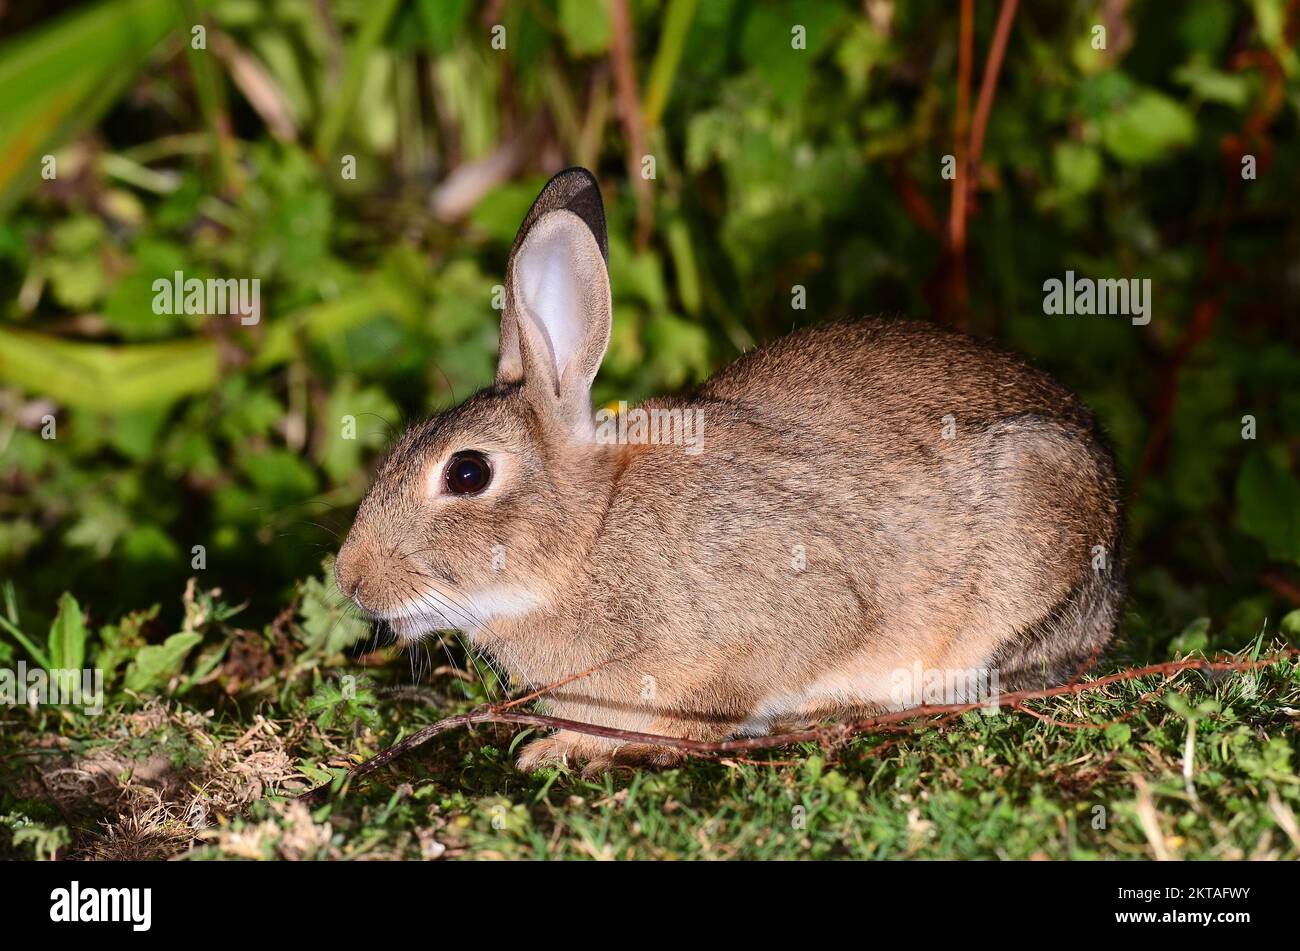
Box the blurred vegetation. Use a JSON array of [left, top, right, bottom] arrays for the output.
[[0, 2, 1297, 702], [0, 0, 1289, 649], [1, 0, 1300, 862]]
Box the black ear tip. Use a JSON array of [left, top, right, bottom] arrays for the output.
[[550, 166, 600, 189], [536, 167, 603, 210], [518, 166, 608, 263]]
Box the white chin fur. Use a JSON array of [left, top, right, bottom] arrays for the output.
[[379, 585, 543, 642]]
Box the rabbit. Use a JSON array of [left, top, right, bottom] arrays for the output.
[[334, 167, 1124, 773]]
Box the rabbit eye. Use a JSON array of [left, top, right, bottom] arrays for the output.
[[445, 451, 492, 495]]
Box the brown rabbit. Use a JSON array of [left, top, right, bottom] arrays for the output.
[[335, 168, 1124, 772]]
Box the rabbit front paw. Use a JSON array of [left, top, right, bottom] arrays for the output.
[[515, 732, 689, 774], [516, 731, 611, 772]]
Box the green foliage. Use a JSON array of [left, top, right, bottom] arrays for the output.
[[1236, 452, 1300, 563], [0, 0, 1298, 861], [2, 568, 1294, 861], [46, 592, 86, 673], [298, 559, 370, 657], [0, 0, 192, 217], [123, 631, 203, 693], [304, 675, 381, 732], [1, 813, 70, 861]]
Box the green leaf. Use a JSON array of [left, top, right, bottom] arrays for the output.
[[470, 179, 549, 243], [558, 0, 611, 56], [47, 592, 86, 673], [1235, 453, 1300, 563], [740, 1, 846, 106], [0, 271, 413, 413], [1053, 142, 1102, 196], [298, 559, 370, 656], [1165, 691, 1194, 717], [48, 252, 107, 310], [0, 518, 40, 563], [109, 405, 171, 461], [1100, 91, 1196, 165], [1170, 617, 1210, 657], [7, 817, 70, 861], [121, 523, 182, 566], [1173, 61, 1252, 108], [216, 379, 285, 444], [124, 631, 202, 692], [1180, 0, 1235, 56], [416, 0, 473, 52], [0, 613, 48, 670], [316, 0, 403, 155], [318, 379, 400, 484], [101, 238, 190, 341], [1281, 609, 1300, 640], [643, 0, 699, 127], [97, 604, 158, 684], [645, 313, 711, 389], [240, 449, 319, 503]]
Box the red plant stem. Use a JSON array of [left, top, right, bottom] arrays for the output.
[[304, 651, 1296, 797], [947, 0, 974, 257], [609, 0, 653, 248], [968, 0, 1019, 180]]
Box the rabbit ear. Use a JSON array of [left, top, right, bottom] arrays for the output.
[[497, 169, 610, 433]]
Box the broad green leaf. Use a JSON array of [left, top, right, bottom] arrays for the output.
[[1180, 0, 1235, 55], [121, 523, 182, 566], [124, 631, 202, 692], [47, 592, 86, 673], [645, 313, 711, 389], [109, 405, 172, 461], [1100, 91, 1195, 165], [1173, 61, 1252, 108], [0, 274, 414, 412]]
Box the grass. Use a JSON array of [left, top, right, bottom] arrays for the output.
[[1, 570, 1298, 861]]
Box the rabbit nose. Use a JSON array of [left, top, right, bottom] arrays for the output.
[[334, 543, 369, 610]]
